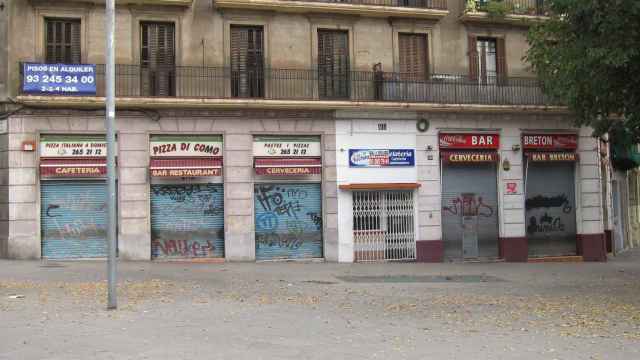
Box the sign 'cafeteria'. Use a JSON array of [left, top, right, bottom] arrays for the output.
[[439, 133, 500, 149]]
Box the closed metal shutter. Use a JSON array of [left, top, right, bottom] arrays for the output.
[[526, 162, 577, 256], [254, 183, 322, 260], [353, 190, 416, 262], [150, 183, 224, 259], [41, 181, 107, 259], [442, 163, 499, 259]]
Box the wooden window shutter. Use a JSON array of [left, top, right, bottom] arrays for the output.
[[140, 22, 175, 96], [45, 18, 81, 64], [496, 37, 508, 84], [318, 30, 349, 99], [468, 35, 478, 82], [399, 33, 428, 81], [230, 26, 264, 98]]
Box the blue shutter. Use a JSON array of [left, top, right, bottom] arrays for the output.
[[254, 183, 323, 260], [41, 181, 108, 259], [150, 183, 224, 259]]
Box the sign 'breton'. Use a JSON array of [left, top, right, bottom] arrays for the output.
[[522, 134, 578, 150]]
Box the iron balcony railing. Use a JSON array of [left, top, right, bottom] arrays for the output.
[[20, 64, 553, 106], [283, 0, 448, 10], [467, 0, 548, 16]]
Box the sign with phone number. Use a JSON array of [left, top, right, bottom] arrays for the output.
[[22, 63, 97, 95]]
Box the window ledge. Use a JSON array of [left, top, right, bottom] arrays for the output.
[[214, 0, 449, 20], [66, 0, 193, 6], [15, 95, 570, 114], [339, 183, 422, 191], [460, 11, 549, 27]]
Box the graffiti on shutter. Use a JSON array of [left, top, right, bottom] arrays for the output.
[[41, 181, 108, 259], [442, 163, 499, 259], [254, 183, 322, 260], [526, 162, 577, 256], [151, 183, 224, 259]]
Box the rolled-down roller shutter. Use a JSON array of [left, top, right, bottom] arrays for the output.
[[41, 181, 107, 259], [525, 162, 577, 257], [150, 183, 224, 259], [254, 183, 322, 260], [441, 163, 499, 259]]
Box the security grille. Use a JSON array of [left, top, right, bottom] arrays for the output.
[[353, 190, 416, 262]]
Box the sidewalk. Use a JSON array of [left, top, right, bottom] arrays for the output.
[[1, 250, 639, 360]]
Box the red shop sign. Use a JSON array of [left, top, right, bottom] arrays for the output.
[[439, 133, 500, 149], [522, 134, 578, 150]]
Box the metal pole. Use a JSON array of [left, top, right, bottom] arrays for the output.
[[105, 0, 117, 310]]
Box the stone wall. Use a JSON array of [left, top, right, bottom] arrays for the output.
[[7, 0, 536, 96], [5, 109, 337, 260]]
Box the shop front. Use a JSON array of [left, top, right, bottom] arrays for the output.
[[440, 133, 500, 260], [523, 134, 579, 257], [253, 136, 323, 260], [39, 135, 110, 259], [149, 135, 225, 260]]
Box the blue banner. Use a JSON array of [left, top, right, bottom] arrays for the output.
[[23, 63, 97, 95], [349, 149, 415, 167]]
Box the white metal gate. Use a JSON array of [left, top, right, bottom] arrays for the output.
[[353, 190, 416, 262]]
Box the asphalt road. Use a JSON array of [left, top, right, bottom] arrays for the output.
[[1, 251, 639, 360]]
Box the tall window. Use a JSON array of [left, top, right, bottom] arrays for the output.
[[468, 36, 506, 84], [318, 30, 350, 99], [45, 18, 81, 64], [398, 33, 428, 81], [140, 22, 175, 96], [230, 26, 264, 98]]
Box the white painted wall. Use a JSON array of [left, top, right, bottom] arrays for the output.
[[335, 116, 418, 262], [335, 112, 604, 262]]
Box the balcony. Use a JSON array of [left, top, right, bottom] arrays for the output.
[[18, 64, 558, 111], [214, 0, 449, 20], [460, 0, 549, 26]]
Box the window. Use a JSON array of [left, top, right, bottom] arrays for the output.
[[140, 22, 175, 96], [398, 33, 428, 81], [230, 26, 264, 98], [468, 36, 506, 84], [45, 18, 81, 64], [318, 30, 350, 99]]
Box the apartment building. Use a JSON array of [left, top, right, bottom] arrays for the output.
[[0, 0, 608, 262]]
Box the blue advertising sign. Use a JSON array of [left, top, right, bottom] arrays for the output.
[[22, 63, 97, 95], [349, 149, 415, 167]]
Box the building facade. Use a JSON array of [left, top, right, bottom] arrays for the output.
[[0, 0, 608, 262]]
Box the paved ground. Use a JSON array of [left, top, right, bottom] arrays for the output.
[[1, 252, 639, 360]]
